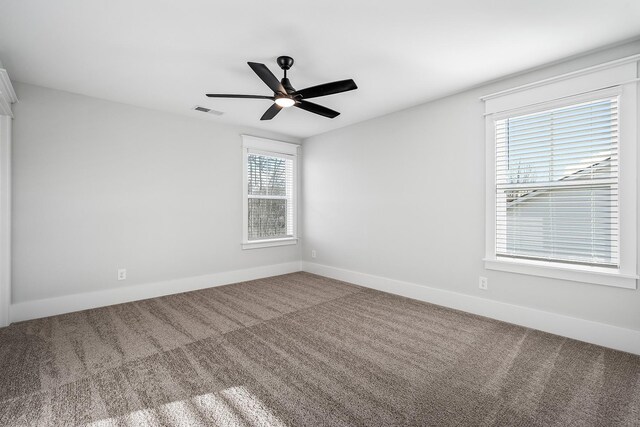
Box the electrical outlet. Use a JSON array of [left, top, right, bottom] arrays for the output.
[[311, 250, 317, 258], [479, 276, 488, 290], [118, 269, 127, 281]]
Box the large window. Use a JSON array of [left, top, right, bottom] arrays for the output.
[[242, 135, 298, 249], [483, 57, 638, 289], [495, 97, 618, 267]]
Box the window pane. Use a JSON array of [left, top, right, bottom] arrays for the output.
[[247, 154, 289, 196], [248, 198, 290, 240], [499, 99, 616, 186], [246, 152, 294, 241], [504, 187, 615, 265], [495, 97, 619, 267]]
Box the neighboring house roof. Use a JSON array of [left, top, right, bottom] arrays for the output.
[[507, 156, 613, 207]]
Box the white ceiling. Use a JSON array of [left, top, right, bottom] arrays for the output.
[[1, 0, 639, 139]]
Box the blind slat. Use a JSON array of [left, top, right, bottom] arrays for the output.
[[495, 108, 617, 134], [496, 136, 618, 156], [497, 121, 617, 143], [496, 144, 617, 164]]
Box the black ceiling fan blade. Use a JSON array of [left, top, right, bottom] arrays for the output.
[[260, 103, 282, 120], [295, 101, 340, 118], [248, 62, 286, 95], [294, 79, 357, 99], [206, 94, 274, 99]]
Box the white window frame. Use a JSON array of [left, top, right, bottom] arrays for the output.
[[0, 62, 16, 327], [482, 55, 639, 289], [241, 135, 299, 250]]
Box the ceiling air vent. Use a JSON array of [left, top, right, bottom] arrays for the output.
[[193, 105, 223, 116]]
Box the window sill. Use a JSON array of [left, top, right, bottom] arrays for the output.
[[483, 257, 638, 289], [242, 238, 298, 250]]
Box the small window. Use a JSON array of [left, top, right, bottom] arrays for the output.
[[241, 135, 298, 249]]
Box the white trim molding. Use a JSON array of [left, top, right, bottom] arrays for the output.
[[0, 61, 15, 328], [241, 237, 298, 250], [302, 262, 640, 356], [484, 258, 638, 289], [241, 134, 300, 154], [480, 54, 640, 102], [10, 261, 302, 323], [0, 65, 18, 118], [0, 116, 11, 327]]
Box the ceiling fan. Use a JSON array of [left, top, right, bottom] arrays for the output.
[[206, 56, 357, 120]]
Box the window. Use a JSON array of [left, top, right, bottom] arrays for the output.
[[241, 135, 298, 249], [483, 57, 638, 288], [495, 97, 618, 267]]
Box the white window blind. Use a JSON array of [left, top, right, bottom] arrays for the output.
[[246, 151, 294, 241], [495, 97, 619, 267]]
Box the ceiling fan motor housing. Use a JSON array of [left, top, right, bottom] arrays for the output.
[[281, 78, 296, 94]]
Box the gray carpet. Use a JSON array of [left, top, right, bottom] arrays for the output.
[[1, 272, 639, 426]]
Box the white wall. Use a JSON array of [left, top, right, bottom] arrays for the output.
[[9, 41, 640, 341], [302, 40, 640, 332], [12, 83, 301, 304]]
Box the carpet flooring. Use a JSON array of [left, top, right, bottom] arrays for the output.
[[1, 272, 639, 426]]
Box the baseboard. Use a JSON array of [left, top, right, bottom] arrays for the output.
[[10, 261, 302, 323], [12, 260, 639, 355], [302, 261, 640, 356]]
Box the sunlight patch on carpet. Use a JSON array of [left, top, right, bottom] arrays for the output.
[[86, 386, 286, 427]]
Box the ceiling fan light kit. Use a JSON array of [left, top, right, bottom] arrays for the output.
[[275, 97, 295, 108], [206, 56, 357, 120]]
